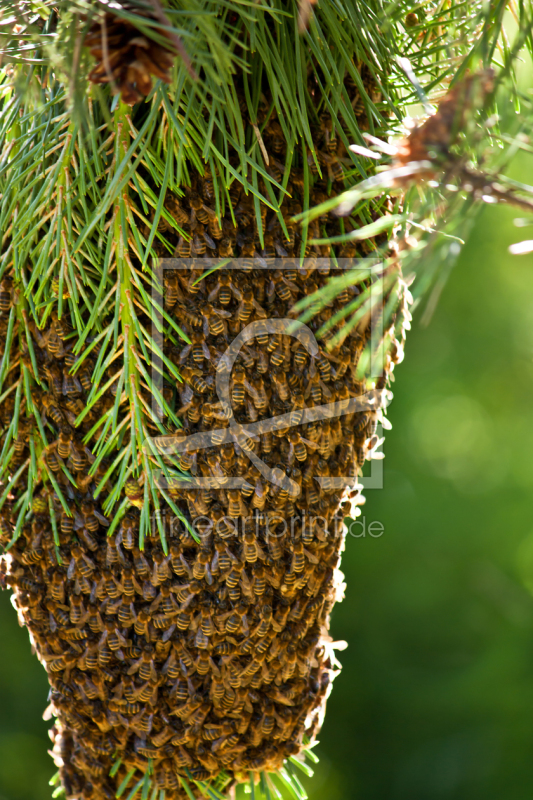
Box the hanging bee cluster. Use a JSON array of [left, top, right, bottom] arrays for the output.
[[0, 70, 410, 800]]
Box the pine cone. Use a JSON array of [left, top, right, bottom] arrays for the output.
[[85, 10, 175, 105]]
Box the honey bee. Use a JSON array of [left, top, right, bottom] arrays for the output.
[[68, 441, 87, 472], [226, 489, 245, 518], [242, 530, 264, 564], [62, 368, 82, 398], [127, 645, 157, 682], [165, 195, 189, 227], [163, 274, 181, 309], [191, 224, 215, 256], [208, 272, 234, 306], [179, 330, 210, 365], [218, 237, 235, 260], [54, 426, 72, 460], [42, 363, 62, 397], [119, 514, 138, 551], [266, 120, 285, 154], [270, 366, 290, 401], [133, 609, 151, 638], [224, 603, 249, 636], [180, 365, 209, 394], [175, 235, 191, 258], [0, 277, 13, 312], [68, 545, 95, 581]]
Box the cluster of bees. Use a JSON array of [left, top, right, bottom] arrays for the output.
[[0, 77, 410, 800], [1, 490, 344, 799]]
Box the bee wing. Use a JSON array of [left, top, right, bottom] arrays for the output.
[[243, 380, 260, 403], [303, 547, 319, 564], [252, 300, 267, 319], [84, 447, 96, 465], [266, 280, 276, 302], [67, 558, 76, 580], [282, 277, 299, 291], [94, 509, 109, 526], [208, 285, 219, 302], [320, 380, 332, 399], [149, 594, 162, 613], [127, 657, 142, 675], [240, 570, 253, 598], [203, 231, 217, 250], [212, 307, 232, 319], [73, 510, 85, 530], [178, 345, 191, 364], [254, 254, 269, 269], [274, 241, 288, 257]]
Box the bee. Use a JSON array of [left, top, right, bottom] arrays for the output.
[[99, 568, 121, 600], [228, 180, 242, 208], [133, 609, 151, 638], [189, 192, 210, 225], [62, 367, 82, 398], [42, 364, 62, 397], [267, 159, 284, 185], [68, 544, 95, 580], [54, 425, 72, 460], [239, 239, 258, 271], [12, 429, 29, 460], [120, 514, 138, 551], [164, 274, 181, 309], [127, 645, 156, 682], [152, 548, 171, 584], [225, 489, 244, 519], [198, 303, 230, 337], [200, 167, 216, 201], [45, 442, 62, 472], [179, 330, 210, 366], [174, 234, 191, 259], [285, 431, 308, 466], [224, 604, 249, 636], [267, 368, 290, 406], [319, 114, 337, 153], [180, 365, 209, 394], [241, 530, 263, 564], [68, 441, 87, 472], [229, 364, 248, 407], [81, 501, 106, 535], [190, 225, 210, 256], [118, 566, 139, 599], [208, 272, 235, 306], [266, 120, 285, 154], [218, 237, 235, 260], [66, 589, 87, 627], [165, 195, 189, 227], [207, 213, 223, 241], [0, 277, 13, 312]]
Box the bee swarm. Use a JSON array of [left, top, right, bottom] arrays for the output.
[[0, 82, 410, 799]]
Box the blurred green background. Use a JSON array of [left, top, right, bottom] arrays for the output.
[[3, 170, 533, 800]]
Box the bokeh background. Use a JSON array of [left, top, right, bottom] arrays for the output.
[[3, 152, 533, 800]]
